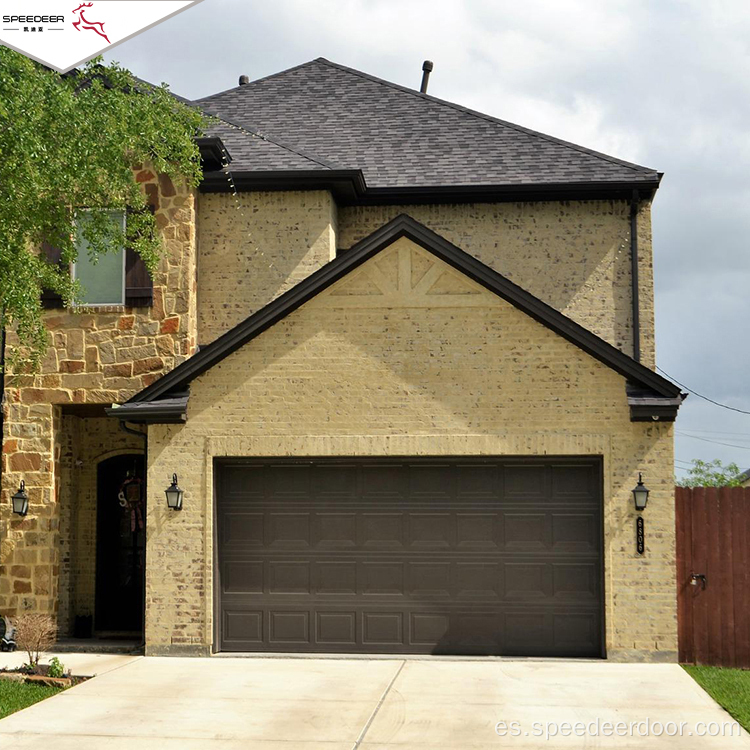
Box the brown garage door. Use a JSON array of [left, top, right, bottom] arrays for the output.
[[216, 457, 603, 656]]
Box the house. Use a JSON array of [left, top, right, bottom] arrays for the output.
[[0, 58, 683, 660], [739, 469, 750, 488]]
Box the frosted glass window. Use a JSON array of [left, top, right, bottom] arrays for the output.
[[72, 211, 126, 305]]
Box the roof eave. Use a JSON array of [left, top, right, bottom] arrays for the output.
[[105, 394, 189, 424], [199, 170, 661, 205]]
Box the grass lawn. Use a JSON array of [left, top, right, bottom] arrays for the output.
[[0, 680, 63, 720], [684, 665, 750, 733]]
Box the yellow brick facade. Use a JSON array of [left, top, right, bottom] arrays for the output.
[[1, 182, 672, 660], [146, 238, 676, 660], [197, 191, 337, 345], [338, 200, 656, 368]]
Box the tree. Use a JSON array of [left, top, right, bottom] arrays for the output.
[[676, 458, 746, 488], [0, 49, 206, 369]]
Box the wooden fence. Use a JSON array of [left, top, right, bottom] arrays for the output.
[[676, 486, 750, 667]]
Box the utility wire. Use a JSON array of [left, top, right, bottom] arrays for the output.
[[657, 367, 750, 415], [677, 431, 750, 451]]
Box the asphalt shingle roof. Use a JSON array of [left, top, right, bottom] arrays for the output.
[[205, 117, 332, 172], [197, 58, 659, 189]]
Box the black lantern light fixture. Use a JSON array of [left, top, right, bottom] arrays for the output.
[[165, 474, 184, 511], [11, 481, 29, 517], [632, 473, 650, 512]]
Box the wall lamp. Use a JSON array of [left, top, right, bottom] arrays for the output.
[[632, 473, 650, 512], [165, 474, 184, 511], [12, 481, 29, 517]]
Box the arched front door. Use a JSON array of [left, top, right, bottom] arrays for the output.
[[95, 454, 146, 635]]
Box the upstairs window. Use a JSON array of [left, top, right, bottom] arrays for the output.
[[72, 210, 127, 306]]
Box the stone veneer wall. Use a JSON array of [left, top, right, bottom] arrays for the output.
[[0, 169, 197, 626], [337, 200, 656, 368], [196, 190, 338, 345], [145, 237, 675, 660]]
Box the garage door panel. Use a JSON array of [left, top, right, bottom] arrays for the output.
[[409, 513, 454, 548], [409, 561, 451, 597], [455, 562, 500, 599], [363, 612, 404, 645], [316, 611, 357, 644], [552, 563, 599, 600], [456, 513, 499, 548], [362, 561, 405, 595], [359, 513, 405, 547], [267, 512, 311, 547], [223, 561, 264, 594], [223, 610, 264, 644], [270, 611, 310, 643], [216, 458, 603, 656], [221, 512, 264, 545], [503, 513, 550, 549], [315, 513, 357, 547], [552, 513, 598, 551], [316, 561, 357, 594], [268, 561, 311, 594]]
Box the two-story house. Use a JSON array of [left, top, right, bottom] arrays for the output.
[[0, 58, 683, 661]]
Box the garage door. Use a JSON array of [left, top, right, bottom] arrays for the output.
[[216, 457, 603, 656]]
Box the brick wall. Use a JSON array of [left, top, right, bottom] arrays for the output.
[[337, 200, 656, 368], [146, 237, 675, 660], [196, 190, 337, 345]]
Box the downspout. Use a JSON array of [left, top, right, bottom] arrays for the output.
[[118, 420, 147, 444], [630, 189, 641, 363]]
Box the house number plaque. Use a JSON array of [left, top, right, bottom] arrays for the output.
[[636, 516, 645, 555]]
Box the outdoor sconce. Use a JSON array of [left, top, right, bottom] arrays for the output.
[[11, 481, 29, 517], [165, 474, 184, 511], [632, 473, 650, 512]]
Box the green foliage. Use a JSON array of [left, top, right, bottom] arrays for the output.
[[677, 459, 746, 488], [684, 665, 750, 733], [47, 657, 65, 679], [0, 49, 206, 369], [0, 680, 63, 719]]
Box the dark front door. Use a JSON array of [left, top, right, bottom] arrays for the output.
[[216, 457, 604, 656], [95, 454, 146, 634]]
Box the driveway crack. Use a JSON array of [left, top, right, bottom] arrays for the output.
[[351, 659, 405, 749]]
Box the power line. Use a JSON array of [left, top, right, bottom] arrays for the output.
[[680, 429, 750, 437], [677, 431, 750, 451], [657, 367, 750, 415]]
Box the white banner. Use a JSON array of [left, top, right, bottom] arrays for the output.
[[0, 0, 203, 73]]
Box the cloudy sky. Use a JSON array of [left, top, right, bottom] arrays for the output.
[[104, 0, 750, 479]]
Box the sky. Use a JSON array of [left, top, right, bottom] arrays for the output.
[[104, 0, 750, 479]]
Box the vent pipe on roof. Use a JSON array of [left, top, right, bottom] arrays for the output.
[[420, 60, 433, 94], [239, 75, 250, 86]]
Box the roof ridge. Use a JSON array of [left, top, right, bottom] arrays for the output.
[[313, 58, 657, 176], [202, 108, 338, 170], [195, 59, 321, 103]]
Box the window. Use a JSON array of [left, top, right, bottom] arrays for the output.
[[72, 210, 126, 306]]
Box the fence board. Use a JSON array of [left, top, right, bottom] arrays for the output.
[[676, 486, 750, 668]]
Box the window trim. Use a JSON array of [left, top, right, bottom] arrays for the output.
[[71, 210, 127, 307]]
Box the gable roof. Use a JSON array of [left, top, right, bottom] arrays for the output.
[[113, 214, 682, 422], [196, 58, 661, 201]]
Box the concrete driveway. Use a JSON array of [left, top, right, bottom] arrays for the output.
[[0, 654, 748, 748]]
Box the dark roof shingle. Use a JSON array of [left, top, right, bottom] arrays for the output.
[[197, 58, 659, 190]]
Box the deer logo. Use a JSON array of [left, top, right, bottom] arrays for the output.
[[71, 3, 110, 44]]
